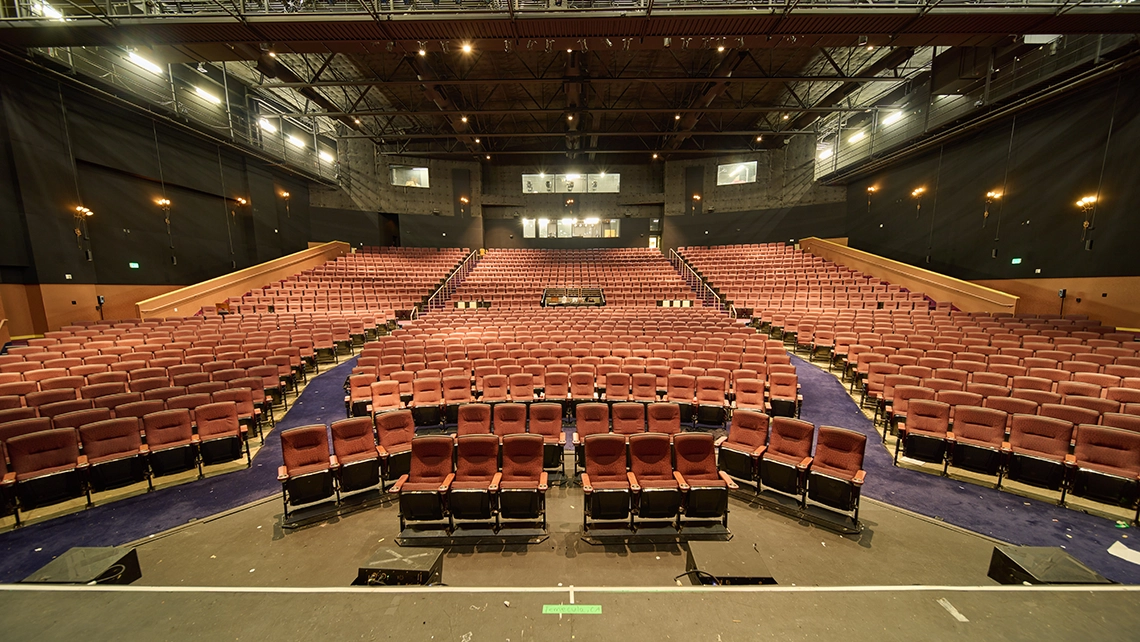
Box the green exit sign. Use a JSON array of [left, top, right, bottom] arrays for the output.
[[1010, 258, 1022, 265], [129, 262, 140, 269]]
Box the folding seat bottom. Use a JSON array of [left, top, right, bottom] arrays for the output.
[[1006, 454, 1065, 491], [683, 485, 728, 521], [87, 456, 147, 493], [718, 447, 757, 483], [17, 470, 85, 510], [1070, 469, 1139, 508], [949, 443, 1002, 477], [339, 459, 381, 494], [285, 470, 336, 508]]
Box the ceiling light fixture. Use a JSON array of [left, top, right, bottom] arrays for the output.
[[286, 135, 305, 148], [258, 118, 276, 133], [755, 135, 763, 142], [819, 148, 833, 160], [717, 45, 726, 52], [849, 131, 866, 143], [461, 116, 468, 123], [485, 154, 491, 160], [319, 150, 335, 162], [652, 153, 658, 159], [194, 86, 221, 105], [127, 52, 163, 75], [675, 114, 681, 120], [882, 111, 905, 126], [474, 138, 481, 143], [462, 43, 472, 53]]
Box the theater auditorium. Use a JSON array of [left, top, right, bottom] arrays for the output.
[[1, 3, 1139, 638]]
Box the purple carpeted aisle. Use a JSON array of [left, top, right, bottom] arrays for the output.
[[790, 353, 1140, 584], [0, 356, 359, 583]]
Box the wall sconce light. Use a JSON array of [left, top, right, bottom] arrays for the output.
[[1076, 194, 1097, 239], [73, 205, 93, 250], [983, 190, 1002, 227], [281, 191, 291, 219], [911, 186, 926, 219], [691, 194, 701, 201], [236, 197, 247, 206], [865, 186, 877, 215]]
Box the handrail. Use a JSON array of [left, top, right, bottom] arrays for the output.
[[425, 248, 480, 312], [799, 237, 1019, 313], [136, 241, 351, 319], [669, 248, 735, 318]]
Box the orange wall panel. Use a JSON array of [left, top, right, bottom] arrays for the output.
[[972, 277, 1140, 330]]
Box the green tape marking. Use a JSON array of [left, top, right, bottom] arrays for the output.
[[543, 604, 602, 614]]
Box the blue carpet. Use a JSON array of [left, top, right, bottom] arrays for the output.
[[0, 356, 359, 583], [791, 353, 1140, 584]]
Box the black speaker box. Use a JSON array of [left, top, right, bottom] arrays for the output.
[[987, 545, 1113, 585], [354, 547, 443, 586], [23, 547, 142, 585], [685, 541, 777, 585]]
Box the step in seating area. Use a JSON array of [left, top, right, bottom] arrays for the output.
[[214, 247, 467, 320], [452, 248, 695, 308], [343, 307, 796, 431]]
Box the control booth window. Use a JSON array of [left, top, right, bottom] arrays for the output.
[[391, 166, 430, 188], [522, 173, 619, 193], [716, 161, 757, 186], [522, 218, 620, 239]]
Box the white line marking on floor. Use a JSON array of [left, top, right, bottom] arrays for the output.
[[569, 586, 574, 604], [2, 584, 1139, 595], [1108, 541, 1140, 566], [937, 598, 969, 622]]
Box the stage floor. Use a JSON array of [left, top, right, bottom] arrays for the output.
[[4, 484, 1140, 639]]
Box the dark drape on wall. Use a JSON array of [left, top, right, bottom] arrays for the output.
[[0, 65, 315, 287], [847, 68, 1140, 281], [662, 201, 847, 250]]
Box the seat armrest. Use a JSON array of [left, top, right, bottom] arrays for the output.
[[673, 470, 690, 491], [714, 435, 727, 447], [438, 474, 454, 493], [489, 472, 502, 492], [581, 472, 593, 493], [140, 444, 150, 454], [853, 469, 866, 486], [190, 435, 201, 444], [559, 433, 567, 446], [718, 470, 740, 490], [76, 455, 88, 468], [343, 394, 350, 402], [376, 445, 389, 458], [329, 455, 339, 469], [752, 445, 767, 459], [277, 465, 289, 482], [627, 471, 640, 492], [1000, 442, 1011, 454], [390, 474, 409, 493], [1064, 454, 1076, 466], [945, 431, 956, 444], [539, 472, 549, 491], [796, 456, 812, 471], [572, 431, 580, 445]]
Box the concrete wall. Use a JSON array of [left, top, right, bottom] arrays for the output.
[[313, 138, 482, 218], [662, 142, 845, 218]]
